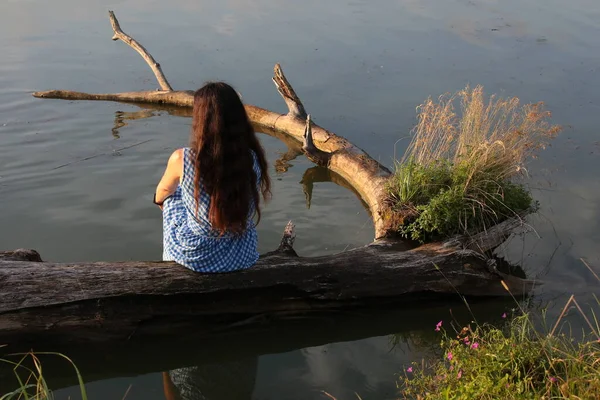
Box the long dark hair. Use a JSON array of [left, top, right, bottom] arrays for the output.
[[190, 82, 270, 234]]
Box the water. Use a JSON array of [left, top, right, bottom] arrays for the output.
[[1, 0, 600, 398]]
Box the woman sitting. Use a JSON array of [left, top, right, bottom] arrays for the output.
[[154, 82, 271, 272]]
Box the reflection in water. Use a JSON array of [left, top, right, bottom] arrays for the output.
[[6, 300, 518, 398], [163, 358, 258, 400], [274, 146, 303, 173], [106, 104, 306, 175], [300, 166, 369, 212], [254, 125, 305, 175], [109, 103, 194, 139], [122, 102, 195, 119], [112, 109, 157, 138]]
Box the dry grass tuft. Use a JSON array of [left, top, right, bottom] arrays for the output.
[[388, 85, 560, 242], [404, 85, 560, 181]]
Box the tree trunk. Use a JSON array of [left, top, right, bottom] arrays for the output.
[[0, 11, 535, 346], [0, 221, 531, 345]]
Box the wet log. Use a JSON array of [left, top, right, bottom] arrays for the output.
[[0, 221, 532, 345]]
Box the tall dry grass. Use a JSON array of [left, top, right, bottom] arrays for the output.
[[403, 85, 560, 186], [388, 86, 561, 241]]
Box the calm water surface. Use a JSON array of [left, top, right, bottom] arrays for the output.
[[1, 0, 600, 398]]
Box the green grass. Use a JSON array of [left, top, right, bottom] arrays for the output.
[[388, 85, 560, 242], [399, 313, 600, 399], [398, 261, 600, 400], [0, 350, 87, 400], [388, 159, 535, 242]]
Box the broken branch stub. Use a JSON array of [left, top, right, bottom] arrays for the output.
[[0, 249, 42, 262], [272, 63, 307, 119], [302, 114, 332, 167], [277, 221, 297, 255]]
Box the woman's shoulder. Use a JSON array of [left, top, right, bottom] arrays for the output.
[[170, 148, 186, 160], [164, 148, 185, 171], [175, 147, 194, 165]]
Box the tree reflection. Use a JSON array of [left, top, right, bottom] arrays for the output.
[[111, 109, 157, 138], [300, 166, 369, 212], [106, 105, 304, 176]]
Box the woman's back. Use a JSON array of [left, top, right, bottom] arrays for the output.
[[161, 148, 261, 272], [155, 82, 271, 273]]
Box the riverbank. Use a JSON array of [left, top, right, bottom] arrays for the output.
[[398, 264, 600, 400]]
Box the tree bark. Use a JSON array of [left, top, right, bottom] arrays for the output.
[[0, 220, 532, 345]]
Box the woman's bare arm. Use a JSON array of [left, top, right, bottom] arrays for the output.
[[155, 148, 184, 207]]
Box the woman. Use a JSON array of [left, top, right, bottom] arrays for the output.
[[154, 82, 271, 272]]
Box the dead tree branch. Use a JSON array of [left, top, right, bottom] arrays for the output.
[[109, 10, 173, 91], [272, 63, 307, 119]]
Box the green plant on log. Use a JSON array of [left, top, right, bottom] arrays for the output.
[[388, 85, 560, 242]]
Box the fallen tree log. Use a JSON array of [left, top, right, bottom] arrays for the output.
[[0, 221, 532, 344], [0, 11, 536, 345]]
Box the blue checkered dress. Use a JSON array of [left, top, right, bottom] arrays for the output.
[[162, 147, 260, 272]]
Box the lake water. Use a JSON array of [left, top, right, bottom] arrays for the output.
[[1, 0, 600, 398]]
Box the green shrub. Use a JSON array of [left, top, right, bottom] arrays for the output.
[[388, 86, 559, 242], [388, 160, 535, 242]]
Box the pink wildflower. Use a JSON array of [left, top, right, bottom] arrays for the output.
[[447, 352, 453, 361], [502, 312, 507, 318], [549, 377, 557, 383], [435, 320, 443, 332], [471, 342, 479, 349], [457, 370, 463, 379], [407, 367, 413, 373]]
